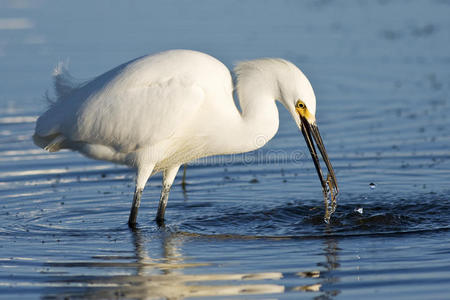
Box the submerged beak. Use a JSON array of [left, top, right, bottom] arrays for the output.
[[299, 114, 339, 220]]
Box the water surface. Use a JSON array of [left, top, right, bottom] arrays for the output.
[[1, 0, 450, 299]]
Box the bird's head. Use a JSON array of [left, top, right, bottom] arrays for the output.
[[278, 61, 339, 207], [235, 58, 338, 210]]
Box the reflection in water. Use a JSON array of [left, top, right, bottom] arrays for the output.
[[43, 230, 284, 299], [294, 238, 341, 299], [114, 229, 285, 299], [318, 239, 341, 298], [40, 230, 343, 299]]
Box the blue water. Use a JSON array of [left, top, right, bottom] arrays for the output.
[[1, 0, 450, 299]]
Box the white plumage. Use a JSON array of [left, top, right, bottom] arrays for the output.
[[34, 49, 338, 226]]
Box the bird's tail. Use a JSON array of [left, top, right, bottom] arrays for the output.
[[46, 62, 78, 106], [34, 63, 78, 152]]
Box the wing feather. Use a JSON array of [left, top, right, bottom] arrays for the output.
[[67, 76, 205, 153], [34, 50, 231, 154]]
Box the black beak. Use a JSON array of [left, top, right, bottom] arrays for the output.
[[300, 116, 339, 221]]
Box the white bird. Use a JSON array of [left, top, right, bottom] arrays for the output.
[[33, 49, 338, 227]]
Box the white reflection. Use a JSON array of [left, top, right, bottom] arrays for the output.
[[0, 163, 113, 177], [36, 231, 341, 299], [128, 229, 285, 298], [0, 168, 68, 177], [293, 283, 322, 292], [0, 116, 37, 123], [0, 18, 33, 30]]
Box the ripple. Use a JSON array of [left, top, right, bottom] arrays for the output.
[[174, 192, 450, 238]]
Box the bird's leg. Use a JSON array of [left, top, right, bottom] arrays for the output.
[[128, 164, 154, 227], [181, 164, 187, 191], [156, 185, 170, 227], [129, 188, 143, 227], [156, 165, 180, 226]]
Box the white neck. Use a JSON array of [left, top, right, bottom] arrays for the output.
[[216, 65, 281, 155]]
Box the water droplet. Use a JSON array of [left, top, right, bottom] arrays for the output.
[[369, 182, 376, 189], [354, 207, 363, 214]]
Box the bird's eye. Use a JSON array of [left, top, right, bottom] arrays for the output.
[[296, 101, 305, 109]]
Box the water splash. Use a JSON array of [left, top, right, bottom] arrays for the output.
[[174, 192, 450, 238]]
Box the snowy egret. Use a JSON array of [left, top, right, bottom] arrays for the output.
[[33, 49, 338, 226]]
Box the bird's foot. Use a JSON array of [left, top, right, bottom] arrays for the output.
[[156, 217, 165, 228], [128, 220, 138, 229]]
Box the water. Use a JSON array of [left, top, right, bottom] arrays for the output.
[[1, 0, 450, 299]]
